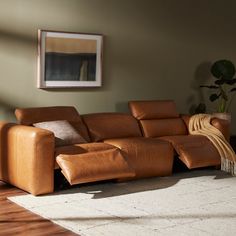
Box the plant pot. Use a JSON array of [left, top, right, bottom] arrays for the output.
[[212, 112, 231, 122]]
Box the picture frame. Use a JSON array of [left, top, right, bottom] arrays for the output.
[[37, 30, 103, 88]]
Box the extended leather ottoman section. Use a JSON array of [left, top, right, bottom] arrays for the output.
[[104, 137, 174, 179], [56, 148, 135, 185]]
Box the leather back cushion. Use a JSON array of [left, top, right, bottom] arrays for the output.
[[129, 100, 179, 120], [15, 106, 90, 141], [140, 118, 187, 137], [82, 113, 142, 142]]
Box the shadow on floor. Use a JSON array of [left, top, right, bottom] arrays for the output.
[[49, 212, 236, 222]]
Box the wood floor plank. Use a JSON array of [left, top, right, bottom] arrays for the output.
[[0, 181, 78, 236]]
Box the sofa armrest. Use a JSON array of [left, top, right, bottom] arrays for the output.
[[211, 118, 230, 142], [180, 114, 230, 141], [0, 122, 55, 195]]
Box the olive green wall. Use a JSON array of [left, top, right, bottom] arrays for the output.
[[0, 0, 236, 133]]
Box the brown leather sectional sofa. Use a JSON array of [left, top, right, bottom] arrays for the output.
[[0, 100, 229, 195]]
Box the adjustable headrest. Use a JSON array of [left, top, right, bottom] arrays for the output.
[[129, 100, 179, 120]]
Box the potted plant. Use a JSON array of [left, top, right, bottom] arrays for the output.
[[200, 59, 236, 120]]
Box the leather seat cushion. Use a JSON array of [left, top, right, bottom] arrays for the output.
[[159, 135, 221, 169], [104, 137, 174, 178]]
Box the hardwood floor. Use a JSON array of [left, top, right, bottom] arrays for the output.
[[0, 181, 78, 236]]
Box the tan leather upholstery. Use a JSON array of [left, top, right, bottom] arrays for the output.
[[0, 122, 55, 195], [129, 100, 228, 169], [210, 118, 230, 141], [140, 118, 187, 137], [54, 143, 116, 169], [1, 106, 175, 195], [130, 100, 187, 137], [82, 113, 142, 142], [55, 142, 115, 156], [83, 113, 174, 179], [56, 149, 135, 185], [129, 100, 179, 120], [3, 102, 229, 195], [160, 135, 221, 168], [15, 106, 90, 142], [104, 137, 174, 178]]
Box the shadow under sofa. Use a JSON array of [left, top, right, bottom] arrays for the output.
[[0, 102, 229, 195]]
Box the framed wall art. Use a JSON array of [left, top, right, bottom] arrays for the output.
[[37, 30, 103, 88]]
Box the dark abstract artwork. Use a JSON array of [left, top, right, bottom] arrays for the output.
[[37, 30, 103, 88], [45, 52, 96, 81]]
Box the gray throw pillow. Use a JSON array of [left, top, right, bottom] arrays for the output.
[[33, 120, 87, 147]]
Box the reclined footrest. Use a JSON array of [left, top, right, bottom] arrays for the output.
[[160, 135, 221, 169], [56, 148, 135, 185]]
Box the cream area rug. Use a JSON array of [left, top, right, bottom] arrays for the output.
[[8, 169, 236, 236]]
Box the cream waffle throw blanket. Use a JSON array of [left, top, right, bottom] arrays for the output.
[[189, 114, 236, 176]]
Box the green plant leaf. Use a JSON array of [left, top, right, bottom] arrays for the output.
[[211, 60, 235, 79], [225, 78, 236, 85], [209, 93, 219, 102], [195, 103, 206, 114], [215, 79, 225, 85], [221, 90, 228, 100], [200, 85, 219, 89]]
